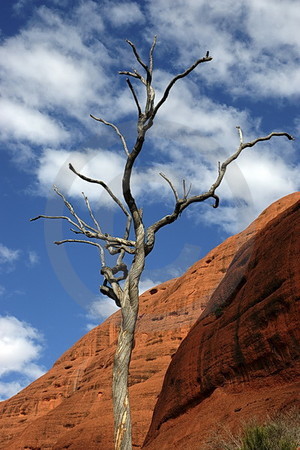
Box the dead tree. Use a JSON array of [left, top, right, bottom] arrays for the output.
[[31, 37, 294, 450]]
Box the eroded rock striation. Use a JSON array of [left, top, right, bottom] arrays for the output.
[[143, 196, 300, 449], [0, 193, 299, 449]]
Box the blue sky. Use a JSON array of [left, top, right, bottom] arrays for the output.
[[0, 0, 299, 401]]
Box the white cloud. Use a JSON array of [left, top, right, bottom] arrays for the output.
[[0, 285, 5, 296], [0, 381, 24, 400], [86, 297, 119, 325], [0, 3, 113, 148], [36, 148, 125, 205], [0, 243, 20, 265], [190, 143, 299, 234], [0, 98, 68, 145], [105, 2, 145, 26], [146, 0, 300, 99], [0, 316, 45, 400], [139, 278, 161, 294]]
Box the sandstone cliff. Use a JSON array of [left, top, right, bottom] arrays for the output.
[[143, 196, 300, 449], [0, 192, 299, 449]]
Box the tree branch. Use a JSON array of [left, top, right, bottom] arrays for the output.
[[54, 238, 106, 266], [126, 78, 142, 116], [145, 128, 294, 254], [90, 114, 129, 156], [82, 192, 102, 233], [125, 39, 149, 73], [159, 172, 179, 202], [152, 53, 212, 120], [149, 36, 157, 75], [69, 163, 130, 218], [30, 214, 81, 231]]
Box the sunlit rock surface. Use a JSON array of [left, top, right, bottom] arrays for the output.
[[143, 195, 300, 449]]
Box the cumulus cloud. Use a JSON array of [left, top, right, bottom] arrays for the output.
[[0, 2, 114, 150], [0, 316, 45, 400]]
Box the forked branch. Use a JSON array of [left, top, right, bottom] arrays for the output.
[[145, 128, 294, 253]]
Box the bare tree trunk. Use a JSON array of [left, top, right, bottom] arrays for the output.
[[113, 297, 138, 450], [113, 226, 145, 450]]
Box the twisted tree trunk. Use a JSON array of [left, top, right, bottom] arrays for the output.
[[113, 225, 145, 450], [113, 300, 138, 450]]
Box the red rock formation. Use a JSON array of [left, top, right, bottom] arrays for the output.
[[143, 197, 300, 449], [0, 192, 298, 449]]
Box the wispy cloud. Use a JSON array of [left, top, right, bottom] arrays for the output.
[[146, 0, 300, 99], [104, 2, 145, 27], [0, 244, 20, 270], [27, 250, 39, 266], [0, 316, 45, 400]]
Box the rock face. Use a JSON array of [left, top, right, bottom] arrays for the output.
[[0, 193, 299, 449], [143, 196, 300, 449]]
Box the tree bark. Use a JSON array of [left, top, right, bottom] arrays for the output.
[[113, 225, 145, 450]]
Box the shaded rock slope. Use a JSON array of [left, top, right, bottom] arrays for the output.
[[143, 196, 300, 449], [0, 192, 299, 449]]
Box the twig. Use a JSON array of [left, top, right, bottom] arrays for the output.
[[149, 36, 157, 75], [69, 163, 129, 217], [30, 214, 80, 230], [236, 126, 243, 144], [159, 172, 179, 202], [82, 192, 102, 233], [90, 115, 129, 156], [125, 39, 148, 73], [152, 53, 212, 120], [126, 78, 141, 116]]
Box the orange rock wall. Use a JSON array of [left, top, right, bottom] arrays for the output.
[[143, 198, 300, 449]]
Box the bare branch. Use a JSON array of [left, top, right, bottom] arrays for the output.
[[211, 194, 220, 208], [152, 53, 212, 120], [159, 172, 179, 202], [53, 185, 86, 229], [54, 238, 103, 247], [242, 131, 294, 147], [119, 70, 140, 79], [236, 126, 243, 144], [149, 36, 157, 75], [69, 163, 130, 217], [106, 244, 135, 255], [126, 78, 142, 116], [30, 214, 80, 230], [54, 238, 106, 267], [82, 192, 102, 233], [125, 39, 148, 73], [145, 128, 294, 255], [90, 114, 129, 156]]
